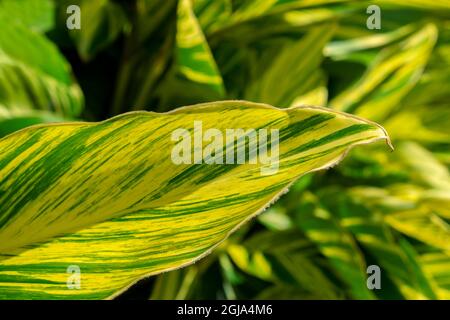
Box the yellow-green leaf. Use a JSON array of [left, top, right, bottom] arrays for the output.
[[193, 0, 231, 34], [345, 184, 450, 252], [0, 101, 390, 299], [158, 0, 225, 107], [0, 17, 83, 120], [245, 23, 335, 107], [379, 0, 450, 11], [295, 191, 375, 299], [385, 209, 450, 251], [331, 24, 437, 122], [322, 187, 439, 299], [420, 252, 450, 298], [397, 141, 450, 190], [177, 0, 223, 93]]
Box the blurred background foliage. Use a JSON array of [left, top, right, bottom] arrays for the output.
[[0, 0, 449, 299]]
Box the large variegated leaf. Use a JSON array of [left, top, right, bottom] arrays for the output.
[[0, 101, 390, 299]]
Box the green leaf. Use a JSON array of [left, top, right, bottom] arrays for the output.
[[64, 0, 129, 61], [0, 14, 84, 121], [420, 251, 450, 298], [176, 0, 224, 95], [193, 0, 232, 34], [110, 0, 177, 114], [383, 108, 450, 144], [398, 239, 438, 299], [0, 101, 390, 299], [295, 192, 374, 299], [0, 113, 68, 139], [133, 0, 178, 47], [379, 0, 450, 11], [272, 252, 341, 299], [227, 244, 273, 281], [346, 183, 450, 252], [245, 23, 335, 107], [331, 24, 437, 122], [156, 0, 225, 108], [396, 142, 450, 190], [0, 0, 54, 32], [257, 206, 293, 231], [150, 249, 217, 300], [231, 229, 342, 299], [150, 267, 200, 300], [385, 209, 450, 251], [255, 284, 334, 300], [420, 190, 450, 219], [0, 22, 71, 85], [210, 0, 353, 35], [320, 187, 439, 299], [325, 24, 415, 57]]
